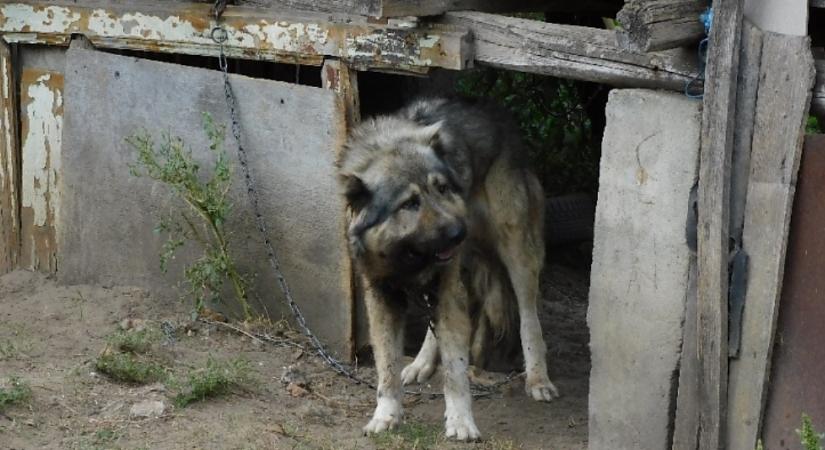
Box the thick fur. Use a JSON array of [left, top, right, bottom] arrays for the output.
[[337, 97, 558, 441]]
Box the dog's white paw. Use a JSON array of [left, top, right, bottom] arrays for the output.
[[363, 399, 402, 435], [445, 412, 481, 441], [401, 359, 436, 385], [526, 374, 560, 402]]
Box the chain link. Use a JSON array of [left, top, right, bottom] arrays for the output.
[[208, 5, 517, 398]]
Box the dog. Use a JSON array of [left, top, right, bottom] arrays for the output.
[[336, 97, 558, 441]]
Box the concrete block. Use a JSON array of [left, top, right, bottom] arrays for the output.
[[587, 89, 701, 450], [60, 48, 352, 357]]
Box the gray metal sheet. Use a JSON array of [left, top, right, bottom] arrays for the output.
[[59, 47, 352, 357]]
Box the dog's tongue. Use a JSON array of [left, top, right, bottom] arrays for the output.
[[436, 247, 456, 261]]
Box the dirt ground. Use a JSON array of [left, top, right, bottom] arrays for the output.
[[0, 258, 590, 450]]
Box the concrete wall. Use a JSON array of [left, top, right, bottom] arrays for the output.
[[59, 48, 353, 357], [588, 89, 701, 450]]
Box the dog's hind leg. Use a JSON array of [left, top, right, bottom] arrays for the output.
[[437, 263, 481, 441], [402, 328, 439, 385], [363, 282, 406, 434], [488, 165, 559, 402]]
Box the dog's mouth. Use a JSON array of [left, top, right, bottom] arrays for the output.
[[434, 245, 459, 263]]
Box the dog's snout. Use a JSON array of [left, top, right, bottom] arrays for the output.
[[443, 222, 466, 246]]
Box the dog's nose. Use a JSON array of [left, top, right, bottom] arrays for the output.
[[444, 222, 467, 246]]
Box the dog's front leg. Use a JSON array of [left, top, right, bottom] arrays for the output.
[[437, 264, 480, 441], [363, 282, 405, 434]]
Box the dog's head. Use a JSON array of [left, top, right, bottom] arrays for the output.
[[337, 117, 468, 284]]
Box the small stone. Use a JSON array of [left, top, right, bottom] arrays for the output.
[[129, 400, 166, 418], [287, 382, 309, 397], [280, 365, 308, 388]]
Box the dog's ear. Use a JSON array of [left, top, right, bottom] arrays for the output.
[[339, 173, 371, 210], [417, 121, 443, 146]]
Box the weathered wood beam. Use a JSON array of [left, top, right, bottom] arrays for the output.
[[441, 11, 700, 91], [0, 41, 19, 274], [230, 0, 624, 17], [726, 32, 815, 450], [696, 0, 744, 448], [0, 1, 472, 73], [813, 52, 825, 122], [616, 0, 707, 52]]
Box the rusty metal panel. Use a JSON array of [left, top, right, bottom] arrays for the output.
[[19, 67, 63, 272], [762, 134, 825, 448]]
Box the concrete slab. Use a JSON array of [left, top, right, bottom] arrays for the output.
[[60, 48, 352, 357], [587, 89, 701, 450]]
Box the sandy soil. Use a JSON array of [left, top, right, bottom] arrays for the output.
[[0, 260, 589, 450]]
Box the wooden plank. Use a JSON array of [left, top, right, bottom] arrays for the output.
[[673, 21, 760, 450], [322, 59, 361, 132], [18, 68, 63, 272], [0, 41, 19, 274], [696, 0, 744, 448], [440, 11, 699, 91], [321, 58, 360, 360], [233, 0, 622, 17], [0, 1, 472, 73], [616, 0, 707, 52], [812, 52, 825, 122], [726, 32, 815, 450], [729, 21, 763, 247]]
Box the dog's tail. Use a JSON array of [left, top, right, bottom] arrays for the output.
[[467, 254, 521, 371]]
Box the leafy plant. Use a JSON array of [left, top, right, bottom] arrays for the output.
[[172, 356, 253, 408], [0, 376, 32, 412], [128, 113, 252, 319], [455, 69, 600, 195], [95, 350, 165, 384], [807, 115, 822, 135], [799, 414, 824, 450]]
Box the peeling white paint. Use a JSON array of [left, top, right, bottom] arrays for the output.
[[0, 4, 81, 33], [0, 3, 459, 69], [88, 10, 204, 43], [22, 73, 62, 228]]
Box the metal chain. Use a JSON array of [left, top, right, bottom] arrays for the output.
[[208, 2, 517, 398], [210, 6, 370, 389]]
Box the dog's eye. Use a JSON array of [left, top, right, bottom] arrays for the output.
[[400, 197, 420, 211], [437, 183, 448, 194]]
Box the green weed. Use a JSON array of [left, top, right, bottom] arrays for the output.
[[799, 414, 824, 450], [807, 116, 823, 135], [107, 328, 159, 355], [0, 376, 32, 412], [128, 112, 253, 320], [95, 351, 165, 384], [173, 356, 253, 408], [370, 423, 442, 450]]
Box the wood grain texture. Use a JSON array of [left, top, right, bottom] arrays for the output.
[[696, 0, 744, 448], [616, 0, 707, 52], [0, 41, 19, 274], [0, 1, 472, 72], [18, 67, 63, 273], [321, 58, 360, 360], [726, 32, 815, 450], [729, 20, 763, 248], [441, 11, 699, 91]]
